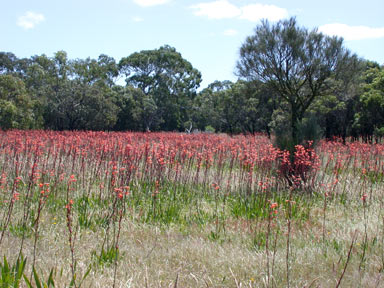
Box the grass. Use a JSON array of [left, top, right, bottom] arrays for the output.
[[0, 130, 384, 287]]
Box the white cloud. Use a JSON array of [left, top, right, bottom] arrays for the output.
[[190, 0, 241, 19], [133, 0, 170, 7], [17, 11, 45, 30], [240, 4, 288, 22], [319, 23, 384, 41], [190, 1, 288, 22], [223, 28, 238, 36], [132, 16, 144, 22]]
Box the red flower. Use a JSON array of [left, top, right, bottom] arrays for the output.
[[270, 202, 278, 209]]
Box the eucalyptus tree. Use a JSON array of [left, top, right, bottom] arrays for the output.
[[72, 55, 118, 87], [119, 45, 202, 131], [193, 81, 232, 132], [353, 64, 384, 140], [0, 74, 35, 129], [0, 52, 18, 74], [308, 56, 363, 142], [26, 51, 119, 130]]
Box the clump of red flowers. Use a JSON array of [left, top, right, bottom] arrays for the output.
[[278, 141, 320, 190]]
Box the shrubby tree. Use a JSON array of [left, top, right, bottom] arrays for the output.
[[236, 17, 359, 147]]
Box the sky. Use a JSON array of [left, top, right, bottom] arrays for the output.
[[1, 0, 384, 89]]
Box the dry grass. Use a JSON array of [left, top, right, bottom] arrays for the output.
[[2, 191, 384, 287], [1, 131, 384, 287]]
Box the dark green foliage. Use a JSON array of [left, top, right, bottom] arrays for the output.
[[0, 255, 26, 287], [119, 45, 202, 131], [0, 75, 36, 129], [24, 266, 55, 288], [353, 66, 384, 139], [0, 34, 382, 137], [236, 17, 360, 145], [193, 80, 277, 135]]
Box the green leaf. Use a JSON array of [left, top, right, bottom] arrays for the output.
[[13, 256, 26, 288], [78, 266, 91, 288], [69, 273, 76, 288], [23, 274, 33, 288], [33, 266, 42, 288], [47, 268, 55, 287], [3, 256, 9, 274]]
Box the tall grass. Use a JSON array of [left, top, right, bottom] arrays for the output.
[[0, 130, 383, 287]]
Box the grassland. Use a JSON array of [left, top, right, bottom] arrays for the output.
[[0, 130, 383, 287]]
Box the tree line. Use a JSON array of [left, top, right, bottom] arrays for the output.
[[0, 19, 383, 143]]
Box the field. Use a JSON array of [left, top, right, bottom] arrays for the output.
[[0, 130, 384, 287]]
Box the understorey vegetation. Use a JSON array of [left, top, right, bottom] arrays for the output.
[[0, 130, 383, 287]]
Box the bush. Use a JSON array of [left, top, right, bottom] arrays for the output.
[[278, 143, 320, 190], [271, 112, 322, 190], [205, 125, 215, 133]]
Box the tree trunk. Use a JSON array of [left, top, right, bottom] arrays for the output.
[[325, 116, 331, 140], [289, 104, 299, 163], [266, 125, 271, 139], [291, 104, 299, 147]]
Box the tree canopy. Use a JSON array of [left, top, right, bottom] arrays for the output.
[[0, 29, 383, 142], [119, 45, 202, 131], [236, 17, 361, 146]]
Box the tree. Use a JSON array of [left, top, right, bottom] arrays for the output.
[[22, 51, 119, 130], [235, 80, 278, 136], [193, 81, 233, 133], [193, 80, 277, 135], [236, 17, 358, 147], [0, 52, 18, 74], [353, 64, 384, 141], [113, 85, 161, 131], [215, 81, 243, 134], [43, 53, 119, 130], [72, 55, 118, 87], [0, 74, 35, 129], [309, 56, 363, 142], [119, 45, 202, 131]]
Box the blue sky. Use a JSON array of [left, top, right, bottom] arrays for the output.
[[1, 0, 384, 88]]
